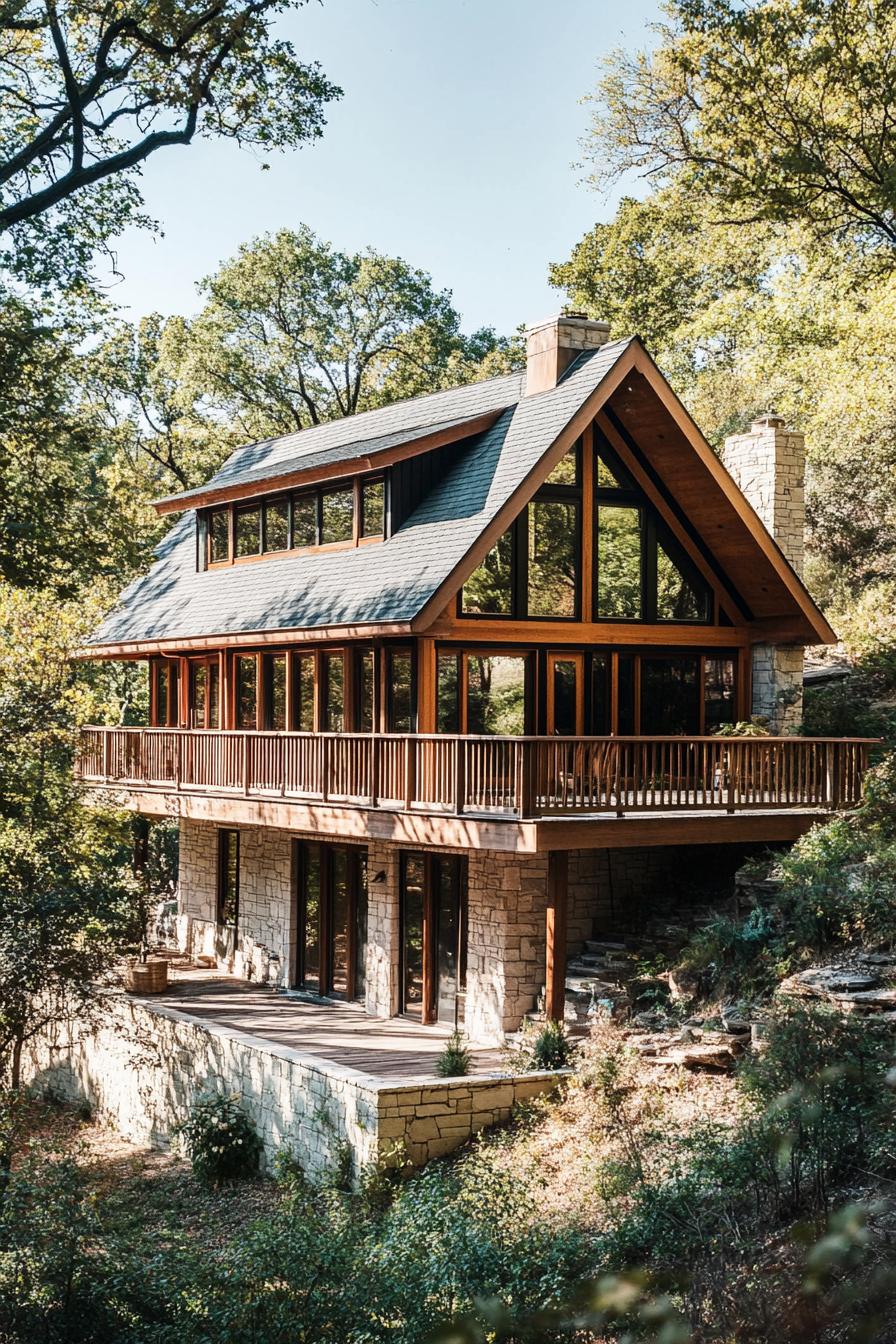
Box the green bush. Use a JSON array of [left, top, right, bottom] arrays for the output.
[[174, 1093, 261, 1184], [435, 1030, 471, 1077], [531, 1019, 573, 1070]]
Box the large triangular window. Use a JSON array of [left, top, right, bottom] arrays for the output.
[[594, 434, 712, 624]]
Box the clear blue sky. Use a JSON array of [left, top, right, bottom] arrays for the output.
[[107, 0, 661, 336]]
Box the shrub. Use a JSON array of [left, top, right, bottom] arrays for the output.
[[435, 1030, 471, 1077], [531, 1019, 573, 1071], [174, 1093, 261, 1184]]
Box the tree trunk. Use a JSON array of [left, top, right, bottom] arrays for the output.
[[10, 1034, 23, 1092]]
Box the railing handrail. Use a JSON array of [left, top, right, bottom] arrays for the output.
[[78, 726, 884, 746]]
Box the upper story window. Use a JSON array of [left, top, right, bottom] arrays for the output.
[[201, 473, 386, 568]]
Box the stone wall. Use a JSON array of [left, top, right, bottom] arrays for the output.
[[751, 644, 805, 734], [23, 994, 560, 1180], [466, 850, 550, 1042]]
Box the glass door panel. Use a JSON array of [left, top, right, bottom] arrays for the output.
[[300, 844, 321, 992], [640, 656, 700, 735], [547, 653, 584, 735], [330, 847, 350, 996], [401, 854, 425, 1018], [295, 843, 366, 1000], [435, 857, 466, 1025]]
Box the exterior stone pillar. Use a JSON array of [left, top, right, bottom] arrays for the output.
[[723, 414, 806, 731], [364, 840, 400, 1018], [466, 850, 550, 1043]]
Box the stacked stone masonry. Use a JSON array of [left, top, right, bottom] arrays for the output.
[[23, 995, 560, 1181]]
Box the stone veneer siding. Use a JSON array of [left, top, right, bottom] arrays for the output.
[[23, 994, 560, 1181], [722, 416, 806, 732]]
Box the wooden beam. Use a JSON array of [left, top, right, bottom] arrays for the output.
[[545, 851, 568, 1023]]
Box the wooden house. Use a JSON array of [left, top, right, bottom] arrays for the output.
[[77, 315, 872, 1042]]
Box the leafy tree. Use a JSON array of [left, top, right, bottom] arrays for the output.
[[587, 0, 896, 253], [0, 584, 134, 1091], [0, 0, 340, 288], [183, 226, 521, 441]]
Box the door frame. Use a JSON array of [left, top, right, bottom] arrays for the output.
[[292, 841, 367, 1000], [399, 852, 468, 1025], [546, 651, 585, 735]]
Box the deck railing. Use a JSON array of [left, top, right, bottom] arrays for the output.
[[75, 727, 876, 820]]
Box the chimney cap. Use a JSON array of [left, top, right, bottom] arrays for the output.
[[525, 311, 610, 335], [751, 411, 787, 430]]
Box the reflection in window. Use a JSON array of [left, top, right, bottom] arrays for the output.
[[321, 487, 354, 544], [235, 506, 261, 558], [300, 843, 320, 991], [596, 451, 631, 490], [461, 529, 513, 615], [640, 657, 700, 736], [437, 654, 460, 733], [210, 509, 230, 563], [263, 653, 287, 730], [263, 499, 289, 552], [292, 492, 318, 548], [294, 654, 315, 731], [705, 658, 736, 732], [217, 830, 239, 927], [208, 662, 220, 728], [597, 505, 642, 618], [544, 443, 579, 486], [590, 653, 611, 735], [190, 662, 207, 728], [388, 650, 414, 731], [467, 655, 527, 735], [357, 650, 375, 732], [361, 479, 384, 537], [617, 653, 635, 735], [657, 542, 705, 621], [323, 653, 345, 731], [235, 655, 258, 729], [551, 659, 579, 735], [401, 853, 425, 1017], [528, 500, 578, 617]]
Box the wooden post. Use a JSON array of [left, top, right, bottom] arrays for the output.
[[454, 738, 466, 815], [544, 851, 568, 1024]]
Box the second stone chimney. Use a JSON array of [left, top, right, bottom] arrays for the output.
[[722, 413, 807, 733], [525, 312, 611, 396], [722, 413, 805, 576]]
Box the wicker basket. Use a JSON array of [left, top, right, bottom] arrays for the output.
[[125, 957, 169, 994]]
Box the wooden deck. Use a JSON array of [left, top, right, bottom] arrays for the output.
[[151, 969, 506, 1080], [77, 727, 875, 820]]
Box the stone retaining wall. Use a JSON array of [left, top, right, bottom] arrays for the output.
[[23, 994, 560, 1181]]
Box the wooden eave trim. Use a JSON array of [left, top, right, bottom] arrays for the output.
[[75, 621, 414, 661], [628, 347, 837, 646], [410, 344, 640, 633], [152, 410, 506, 516]]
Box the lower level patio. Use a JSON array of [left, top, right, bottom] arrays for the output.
[[153, 965, 506, 1080]]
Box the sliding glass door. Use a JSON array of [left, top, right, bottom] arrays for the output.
[[294, 842, 368, 1000], [400, 853, 467, 1024]]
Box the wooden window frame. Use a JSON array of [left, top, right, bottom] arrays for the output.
[[546, 651, 585, 735], [386, 645, 417, 733], [216, 828, 240, 929], [436, 646, 534, 735], [399, 851, 467, 1025], [187, 655, 221, 729], [293, 841, 367, 1001]]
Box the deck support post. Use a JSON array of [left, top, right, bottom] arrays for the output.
[[545, 850, 568, 1024]]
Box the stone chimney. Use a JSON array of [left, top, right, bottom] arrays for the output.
[[525, 312, 611, 395], [722, 414, 807, 733]]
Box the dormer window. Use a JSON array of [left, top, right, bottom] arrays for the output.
[[201, 473, 386, 568]]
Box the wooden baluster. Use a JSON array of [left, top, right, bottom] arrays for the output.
[[454, 739, 466, 815]]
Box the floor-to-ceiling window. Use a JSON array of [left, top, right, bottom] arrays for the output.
[[400, 853, 467, 1023], [293, 842, 367, 1000]]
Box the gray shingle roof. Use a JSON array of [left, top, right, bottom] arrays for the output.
[[156, 370, 526, 508], [88, 343, 633, 648]]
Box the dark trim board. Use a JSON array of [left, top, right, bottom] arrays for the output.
[[87, 783, 833, 854]]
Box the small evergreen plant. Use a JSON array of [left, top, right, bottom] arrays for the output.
[[174, 1093, 261, 1184], [435, 1030, 472, 1077], [531, 1019, 573, 1071]]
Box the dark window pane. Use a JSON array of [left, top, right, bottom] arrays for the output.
[[656, 541, 707, 622], [330, 847, 350, 997], [301, 844, 320, 991], [294, 654, 315, 731], [264, 499, 289, 552], [528, 500, 578, 617], [357, 651, 374, 732], [461, 529, 513, 615], [190, 663, 207, 728], [590, 654, 610, 734], [436, 857, 464, 1023], [355, 852, 368, 999], [235, 655, 258, 729], [617, 654, 635, 734], [321, 487, 353, 544], [401, 855, 425, 1017], [362, 479, 384, 537], [595, 449, 634, 490], [324, 653, 345, 732], [218, 830, 239, 927], [153, 661, 169, 726], [640, 657, 700, 735], [544, 443, 579, 486], [705, 658, 736, 732], [208, 663, 220, 729], [552, 659, 578, 735], [235, 506, 261, 558], [292, 493, 317, 548], [210, 510, 230, 563], [437, 654, 460, 733], [264, 654, 286, 730], [597, 505, 642, 618], [389, 650, 414, 732], [466, 655, 527, 736]]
